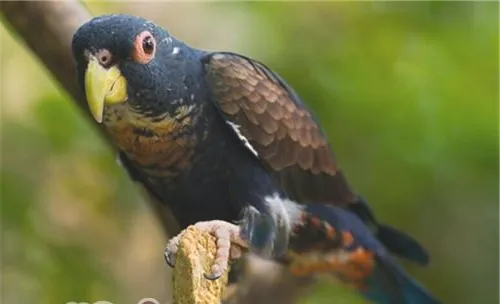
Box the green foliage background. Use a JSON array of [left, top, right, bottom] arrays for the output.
[[1, 2, 498, 304]]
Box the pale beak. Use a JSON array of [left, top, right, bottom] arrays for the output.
[[84, 55, 128, 123]]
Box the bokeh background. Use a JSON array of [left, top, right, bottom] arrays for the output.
[[1, 2, 498, 304]]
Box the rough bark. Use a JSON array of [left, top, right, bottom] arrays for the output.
[[173, 226, 230, 304]]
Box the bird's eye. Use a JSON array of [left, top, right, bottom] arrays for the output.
[[142, 36, 154, 54], [133, 31, 156, 64]]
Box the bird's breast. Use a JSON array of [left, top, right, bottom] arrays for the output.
[[103, 103, 199, 178]]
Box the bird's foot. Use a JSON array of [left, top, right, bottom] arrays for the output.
[[164, 220, 248, 280]]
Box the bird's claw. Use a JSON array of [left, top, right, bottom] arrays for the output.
[[204, 267, 223, 280], [164, 220, 248, 280], [164, 250, 176, 268], [164, 230, 185, 268]]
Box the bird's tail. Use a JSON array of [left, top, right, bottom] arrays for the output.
[[350, 196, 430, 265], [363, 256, 441, 304], [375, 223, 429, 265], [285, 204, 441, 304]]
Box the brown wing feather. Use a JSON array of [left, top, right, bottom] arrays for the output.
[[203, 52, 357, 205]]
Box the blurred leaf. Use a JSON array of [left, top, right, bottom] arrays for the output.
[[299, 280, 367, 304], [33, 95, 84, 153]]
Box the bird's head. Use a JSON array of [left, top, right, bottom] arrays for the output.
[[72, 14, 200, 123]]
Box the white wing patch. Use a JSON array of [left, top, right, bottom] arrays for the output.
[[116, 153, 123, 168], [227, 121, 259, 157], [264, 193, 304, 233]]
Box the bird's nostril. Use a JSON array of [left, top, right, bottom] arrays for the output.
[[99, 54, 109, 64]]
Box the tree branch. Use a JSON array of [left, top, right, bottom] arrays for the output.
[[1, 1, 92, 118], [172, 228, 311, 304], [173, 226, 230, 304]]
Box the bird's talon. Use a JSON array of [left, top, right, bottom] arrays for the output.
[[164, 251, 176, 268], [164, 235, 182, 268], [203, 271, 223, 280], [164, 220, 248, 280]]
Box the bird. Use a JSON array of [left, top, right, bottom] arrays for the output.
[[71, 14, 439, 303]]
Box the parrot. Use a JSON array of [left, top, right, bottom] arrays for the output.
[[71, 14, 440, 303]]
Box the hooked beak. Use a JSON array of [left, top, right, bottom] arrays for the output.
[[84, 55, 128, 123]]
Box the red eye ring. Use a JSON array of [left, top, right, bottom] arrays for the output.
[[133, 31, 156, 64]]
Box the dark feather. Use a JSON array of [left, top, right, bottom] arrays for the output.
[[364, 256, 441, 304], [202, 52, 357, 205], [116, 151, 181, 237], [286, 205, 440, 304], [351, 197, 430, 265]]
